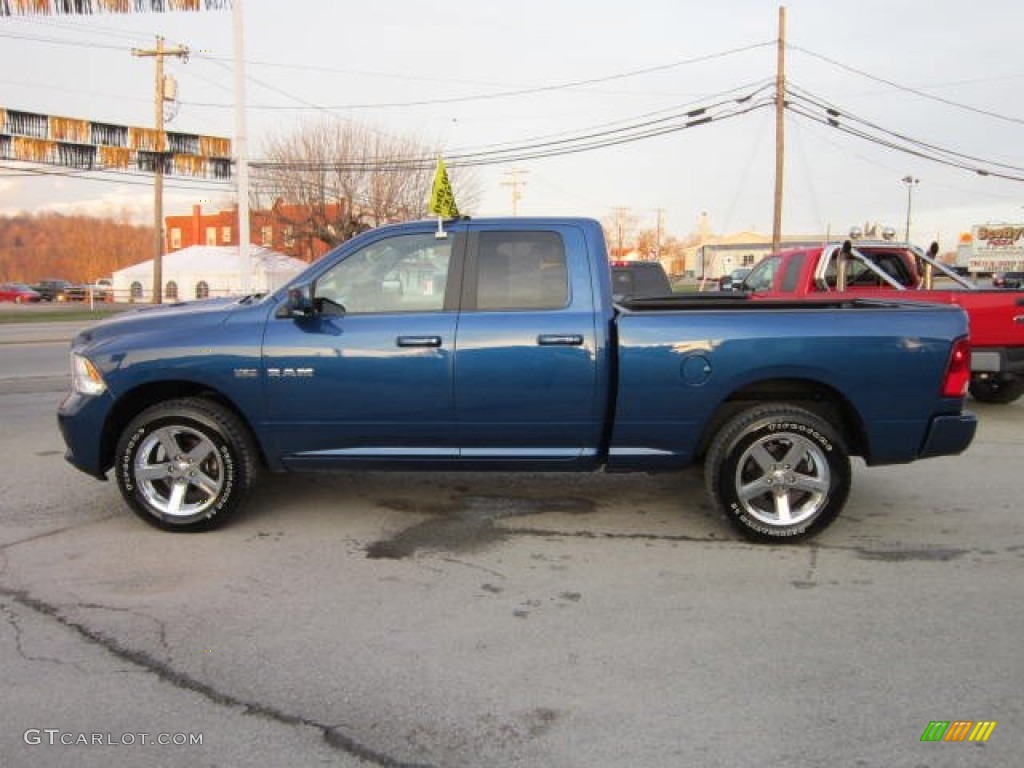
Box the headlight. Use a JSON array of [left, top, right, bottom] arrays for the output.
[[71, 354, 107, 396]]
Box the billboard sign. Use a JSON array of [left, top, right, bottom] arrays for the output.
[[969, 225, 1024, 272]]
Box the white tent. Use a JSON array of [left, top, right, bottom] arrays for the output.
[[112, 245, 308, 302]]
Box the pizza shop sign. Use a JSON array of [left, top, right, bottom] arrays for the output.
[[973, 225, 1024, 253], [970, 225, 1024, 271]]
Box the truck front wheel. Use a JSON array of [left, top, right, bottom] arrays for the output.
[[115, 398, 257, 531], [704, 405, 851, 542], [969, 374, 1024, 404]]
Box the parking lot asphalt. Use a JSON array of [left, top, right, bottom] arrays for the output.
[[0, 336, 1021, 767]]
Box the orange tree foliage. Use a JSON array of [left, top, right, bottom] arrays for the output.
[[0, 213, 153, 283]]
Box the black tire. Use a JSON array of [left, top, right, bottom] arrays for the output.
[[969, 375, 1024, 404], [115, 398, 258, 531], [704, 405, 851, 543]]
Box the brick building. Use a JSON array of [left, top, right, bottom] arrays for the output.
[[164, 202, 345, 263]]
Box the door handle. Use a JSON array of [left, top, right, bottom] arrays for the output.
[[397, 335, 442, 348], [537, 334, 584, 346]]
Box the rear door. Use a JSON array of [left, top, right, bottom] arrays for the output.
[[453, 224, 604, 465]]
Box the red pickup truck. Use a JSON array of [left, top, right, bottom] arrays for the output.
[[738, 239, 1024, 404]]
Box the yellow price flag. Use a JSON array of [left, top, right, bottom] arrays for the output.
[[429, 157, 460, 219]]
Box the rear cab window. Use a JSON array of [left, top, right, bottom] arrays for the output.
[[468, 231, 569, 310]]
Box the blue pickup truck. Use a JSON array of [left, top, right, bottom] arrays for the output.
[[58, 217, 977, 542]]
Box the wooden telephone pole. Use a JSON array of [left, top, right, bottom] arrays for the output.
[[132, 36, 188, 304], [772, 6, 786, 253], [500, 168, 529, 216]]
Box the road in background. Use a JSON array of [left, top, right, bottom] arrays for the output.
[[0, 323, 82, 395], [0, 321, 83, 346]]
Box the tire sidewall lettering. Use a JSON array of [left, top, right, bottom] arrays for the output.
[[119, 426, 147, 493], [766, 421, 833, 452], [214, 443, 235, 511], [732, 506, 809, 537]]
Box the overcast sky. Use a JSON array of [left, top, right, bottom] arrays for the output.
[[1, 0, 1022, 250]]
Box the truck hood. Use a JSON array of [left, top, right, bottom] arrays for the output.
[[72, 296, 253, 347]]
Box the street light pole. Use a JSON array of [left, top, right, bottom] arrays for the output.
[[902, 175, 919, 243]]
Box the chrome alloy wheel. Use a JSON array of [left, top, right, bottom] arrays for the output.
[[134, 425, 225, 521], [734, 431, 830, 528]]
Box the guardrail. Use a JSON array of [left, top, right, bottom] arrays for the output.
[[26, 286, 253, 308]]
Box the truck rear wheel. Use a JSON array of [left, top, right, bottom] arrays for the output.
[[115, 398, 257, 531], [704, 405, 850, 542], [969, 374, 1024, 404]]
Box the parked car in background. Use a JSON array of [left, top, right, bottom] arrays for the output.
[[610, 260, 672, 299], [719, 268, 752, 291], [87, 278, 114, 302], [0, 282, 41, 303], [33, 279, 77, 302], [992, 271, 1023, 289], [739, 240, 1024, 404]]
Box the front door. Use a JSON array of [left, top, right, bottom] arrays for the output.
[[263, 228, 463, 467]]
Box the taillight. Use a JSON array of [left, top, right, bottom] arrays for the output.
[[942, 337, 971, 398]]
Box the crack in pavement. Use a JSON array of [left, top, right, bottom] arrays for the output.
[[791, 544, 820, 589], [0, 512, 121, 553], [500, 526, 722, 544], [72, 600, 173, 657], [1, 598, 86, 670], [0, 587, 437, 768]]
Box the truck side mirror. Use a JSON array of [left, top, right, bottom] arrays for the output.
[[276, 284, 315, 319]]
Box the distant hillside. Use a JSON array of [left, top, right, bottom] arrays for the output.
[[0, 213, 154, 283]]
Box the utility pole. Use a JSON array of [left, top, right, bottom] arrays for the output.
[[233, 0, 252, 296], [902, 175, 919, 242], [611, 206, 630, 257], [772, 6, 786, 253], [500, 168, 529, 216], [133, 36, 188, 304], [654, 207, 664, 262]]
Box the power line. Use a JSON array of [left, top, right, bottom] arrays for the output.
[[789, 44, 1024, 127], [0, 27, 772, 113], [249, 85, 775, 172], [785, 103, 1024, 181], [787, 85, 1024, 177], [0, 162, 233, 191], [184, 42, 776, 111]]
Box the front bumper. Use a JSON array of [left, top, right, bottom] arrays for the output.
[[57, 390, 116, 480], [918, 412, 978, 458]]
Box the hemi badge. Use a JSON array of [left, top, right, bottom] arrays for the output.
[[233, 368, 258, 378]]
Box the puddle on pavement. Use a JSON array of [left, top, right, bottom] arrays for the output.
[[366, 495, 595, 559]]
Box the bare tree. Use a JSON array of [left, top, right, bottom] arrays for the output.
[[252, 119, 479, 250], [601, 208, 640, 259]]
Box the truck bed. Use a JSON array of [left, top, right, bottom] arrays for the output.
[[617, 294, 937, 312]]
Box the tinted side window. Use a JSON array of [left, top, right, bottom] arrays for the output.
[[475, 231, 568, 310], [872, 253, 914, 286], [780, 253, 806, 292]]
